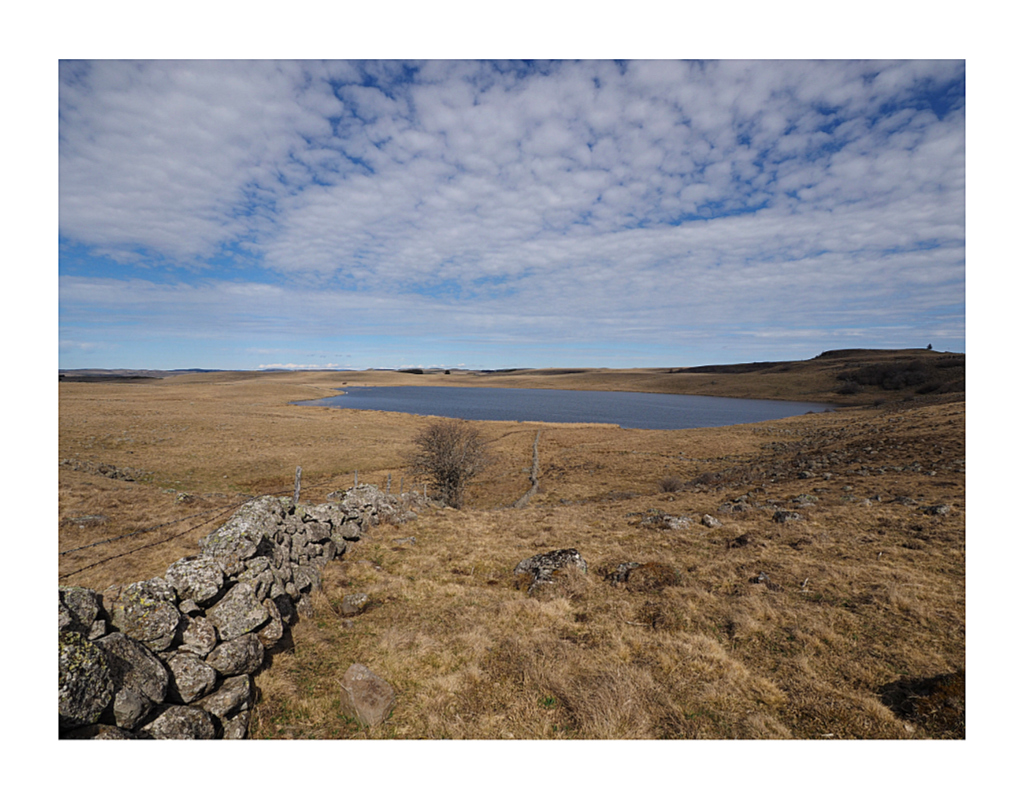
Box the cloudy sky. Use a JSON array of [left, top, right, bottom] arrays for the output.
[[58, 59, 965, 370]]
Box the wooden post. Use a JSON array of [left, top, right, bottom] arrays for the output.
[[293, 466, 302, 504], [387, 473, 392, 493], [354, 470, 358, 488]]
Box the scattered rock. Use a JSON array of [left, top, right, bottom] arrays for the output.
[[701, 514, 722, 528], [923, 504, 951, 516], [773, 510, 803, 524], [513, 549, 588, 593], [341, 593, 370, 617], [339, 663, 397, 727]]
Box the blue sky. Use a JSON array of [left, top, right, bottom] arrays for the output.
[[58, 59, 965, 370]]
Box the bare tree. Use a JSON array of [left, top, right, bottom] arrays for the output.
[[410, 419, 490, 508]]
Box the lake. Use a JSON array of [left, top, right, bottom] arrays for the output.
[[293, 386, 834, 430]]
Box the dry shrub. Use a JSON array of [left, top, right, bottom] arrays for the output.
[[657, 474, 685, 493]]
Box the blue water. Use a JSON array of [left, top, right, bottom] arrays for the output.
[[293, 386, 833, 430]]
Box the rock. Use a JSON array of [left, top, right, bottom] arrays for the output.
[[59, 586, 106, 639], [296, 594, 314, 618], [206, 633, 265, 677], [256, 597, 285, 647], [59, 631, 114, 731], [62, 724, 136, 739], [198, 496, 283, 565], [166, 652, 218, 704], [96, 632, 170, 730], [339, 663, 397, 727], [751, 572, 785, 592], [923, 504, 951, 516], [180, 615, 218, 658], [221, 711, 251, 740], [193, 675, 253, 719], [341, 593, 370, 617], [701, 514, 721, 528], [165, 556, 225, 606], [513, 549, 588, 593], [140, 704, 217, 739], [207, 582, 269, 641], [773, 510, 803, 524], [106, 578, 182, 652]]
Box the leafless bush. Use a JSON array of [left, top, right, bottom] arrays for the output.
[[409, 419, 491, 508], [657, 474, 685, 493]]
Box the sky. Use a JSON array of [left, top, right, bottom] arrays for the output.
[[58, 59, 965, 371]]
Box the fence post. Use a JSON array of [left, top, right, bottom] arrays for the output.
[[354, 470, 358, 488], [387, 473, 392, 493], [293, 466, 302, 504]]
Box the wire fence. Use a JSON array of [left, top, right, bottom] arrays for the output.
[[57, 468, 362, 582]]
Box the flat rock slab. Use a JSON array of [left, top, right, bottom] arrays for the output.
[[339, 663, 396, 727]]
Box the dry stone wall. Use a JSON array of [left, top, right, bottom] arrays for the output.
[[58, 485, 411, 739]]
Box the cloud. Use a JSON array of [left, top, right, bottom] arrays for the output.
[[59, 60, 965, 368]]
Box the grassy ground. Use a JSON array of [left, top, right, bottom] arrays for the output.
[[58, 353, 965, 739]]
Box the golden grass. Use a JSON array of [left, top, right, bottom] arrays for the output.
[[58, 366, 965, 739]]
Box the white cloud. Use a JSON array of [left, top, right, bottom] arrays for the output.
[[59, 60, 965, 366]]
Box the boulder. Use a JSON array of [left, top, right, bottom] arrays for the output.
[[221, 711, 251, 740], [339, 663, 396, 727], [773, 510, 803, 524], [96, 632, 170, 730], [207, 582, 269, 641], [106, 578, 182, 651], [193, 675, 253, 720], [140, 704, 217, 739], [166, 652, 218, 704], [206, 634, 265, 677], [198, 496, 283, 568], [341, 593, 370, 616], [180, 615, 218, 658], [701, 514, 722, 528], [165, 556, 225, 606], [256, 598, 284, 647], [513, 549, 588, 593], [61, 724, 136, 739], [58, 586, 106, 639], [59, 631, 114, 731]]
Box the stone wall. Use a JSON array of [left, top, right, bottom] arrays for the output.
[[58, 485, 411, 739]]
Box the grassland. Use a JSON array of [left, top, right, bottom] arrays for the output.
[[58, 349, 965, 739]]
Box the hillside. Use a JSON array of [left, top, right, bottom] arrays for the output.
[[58, 349, 965, 739]]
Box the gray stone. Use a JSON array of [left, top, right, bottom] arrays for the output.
[[701, 514, 722, 528], [62, 723, 136, 739], [96, 632, 170, 730], [106, 578, 182, 652], [206, 634, 265, 677], [59, 586, 105, 638], [513, 549, 588, 593], [193, 675, 253, 719], [339, 663, 396, 727], [256, 598, 284, 647], [140, 704, 217, 739], [180, 615, 218, 657], [198, 496, 284, 564], [773, 509, 803, 523], [341, 593, 370, 617], [59, 631, 114, 731], [207, 582, 269, 641], [166, 652, 218, 704], [165, 555, 225, 606], [221, 711, 251, 740]]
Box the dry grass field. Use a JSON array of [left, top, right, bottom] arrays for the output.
[[58, 350, 965, 740]]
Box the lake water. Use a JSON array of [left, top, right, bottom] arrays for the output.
[[293, 386, 834, 430]]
